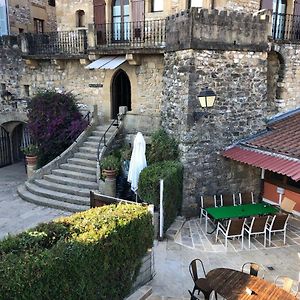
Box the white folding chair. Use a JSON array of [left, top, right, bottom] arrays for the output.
[[200, 195, 217, 232], [239, 191, 254, 205]]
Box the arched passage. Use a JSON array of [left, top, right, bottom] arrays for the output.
[[111, 69, 131, 118], [267, 50, 285, 104], [0, 126, 11, 167]]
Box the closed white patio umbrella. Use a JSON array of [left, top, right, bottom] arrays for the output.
[[127, 132, 147, 196]]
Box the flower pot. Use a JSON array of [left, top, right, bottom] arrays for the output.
[[25, 155, 38, 178], [102, 169, 117, 179], [26, 155, 38, 165]]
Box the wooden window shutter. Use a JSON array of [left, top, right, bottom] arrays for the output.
[[131, 0, 144, 39], [260, 0, 273, 10], [94, 0, 106, 25]]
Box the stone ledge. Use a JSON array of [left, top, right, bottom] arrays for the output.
[[165, 216, 186, 241], [125, 285, 152, 300]]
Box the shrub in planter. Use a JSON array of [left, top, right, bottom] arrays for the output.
[[21, 144, 39, 157], [0, 204, 153, 300], [100, 154, 121, 179], [27, 90, 88, 167], [148, 129, 179, 164], [139, 160, 183, 231]]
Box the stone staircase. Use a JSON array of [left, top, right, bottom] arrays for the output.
[[18, 124, 116, 212]]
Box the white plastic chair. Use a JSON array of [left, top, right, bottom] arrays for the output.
[[239, 191, 255, 205], [199, 195, 217, 232]]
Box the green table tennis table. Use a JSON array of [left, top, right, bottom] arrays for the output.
[[205, 202, 279, 233]]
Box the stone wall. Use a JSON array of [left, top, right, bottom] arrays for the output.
[[271, 43, 300, 112], [0, 40, 163, 123], [8, 0, 56, 34], [214, 0, 260, 13], [162, 48, 275, 215], [166, 8, 270, 53]]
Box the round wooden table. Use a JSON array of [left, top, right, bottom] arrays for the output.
[[206, 268, 297, 300]]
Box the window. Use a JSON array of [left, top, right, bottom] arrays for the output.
[[76, 10, 85, 27], [112, 0, 129, 40], [151, 0, 163, 12], [1, 83, 6, 95], [188, 0, 203, 8], [0, 1, 8, 36], [265, 170, 300, 192], [48, 0, 55, 6], [19, 28, 24, 33], [34, 18, 44, 33], [24, 85, 30, 97]]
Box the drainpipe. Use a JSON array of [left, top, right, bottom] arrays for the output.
[[260, 168, 265, 201], [5, 0, 10, 35]]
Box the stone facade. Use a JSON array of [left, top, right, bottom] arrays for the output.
[[0, 38, 164, 124], [270, 43, 300, 111], [215, 0, 260, 13], [7, 0, 56, 34], [162, 49, 272, 215]]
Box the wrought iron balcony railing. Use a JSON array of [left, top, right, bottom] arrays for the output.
[[272, 12, 300, 41], [25, 30, 87, 56], [95, 19, 166, 49]]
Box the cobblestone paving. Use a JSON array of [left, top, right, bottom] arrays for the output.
[[0, 163, 71, 240]]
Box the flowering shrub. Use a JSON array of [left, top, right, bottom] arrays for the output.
[[27, 90, 88, 166]]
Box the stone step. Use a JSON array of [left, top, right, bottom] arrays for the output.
[[52, 169, 97, 181], [44, 174, 98, 189], [79, 146, 97, 154], [67, 158, 97, 168], [18, 185, 88, 213], [83, 141, 99, 148], [34, 179, 91, 197], [25, 182, 89, 206], [74, 152, 97, 161], [91, 128, 115, 137], [60, 163, 96, 175]]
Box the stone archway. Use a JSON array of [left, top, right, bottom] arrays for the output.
[[267, 50, 285, 107], [111, 69, 131, 118]]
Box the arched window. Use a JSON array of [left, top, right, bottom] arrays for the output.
[[76, 10, 85, 27], [112, 0, 129, 40]]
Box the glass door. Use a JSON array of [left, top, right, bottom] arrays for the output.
[[112, 0, 130, 41]]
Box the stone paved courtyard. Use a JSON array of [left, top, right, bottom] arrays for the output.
[[0, 163, 70, 240]]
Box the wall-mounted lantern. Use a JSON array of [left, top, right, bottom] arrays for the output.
[[194, 87, 216, 120]]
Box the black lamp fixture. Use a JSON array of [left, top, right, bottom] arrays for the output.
[[2, 90, 13, 102], [198, 86, 216, 108], [193, 87, 216, 120]]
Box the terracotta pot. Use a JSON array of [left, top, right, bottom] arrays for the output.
[[26, 155, 38, 165], [102, 169, 117, 179]]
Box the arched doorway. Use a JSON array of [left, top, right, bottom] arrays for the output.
[[111, 69, 131, 118], [0, 126, 11, 167]]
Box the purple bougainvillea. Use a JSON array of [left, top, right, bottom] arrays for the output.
[[27, 90, 88, 166]]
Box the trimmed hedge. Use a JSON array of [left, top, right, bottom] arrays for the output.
[[138, 161, 183, 231], [0, 204, 153, 300]]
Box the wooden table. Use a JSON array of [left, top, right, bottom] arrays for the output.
[[206, 268, 297, 300]]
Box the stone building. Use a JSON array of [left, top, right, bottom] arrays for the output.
[[1, 0, 300, 215], [0, 0, 56, 36]]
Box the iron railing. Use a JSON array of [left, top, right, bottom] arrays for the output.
[[26, 30, 87, 55], [272, 12, 300, 41], [95, 19, 166, 48]]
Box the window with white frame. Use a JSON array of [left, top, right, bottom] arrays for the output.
[[188, 0, 203, 8], [152, 0, 163, 12]]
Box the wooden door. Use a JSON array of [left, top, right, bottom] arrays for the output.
[[94, 0, 106, 44], [132, 0, 144, 40]]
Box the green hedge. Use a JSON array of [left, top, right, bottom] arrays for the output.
[[138, 161, 183, 231], [0, 205, 153, 300]]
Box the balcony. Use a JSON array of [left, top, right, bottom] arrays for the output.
[[95, 20, 165, 53], [22, 30, 88, 57], [272, 12, 300, 42], [21, 19, 166, 58]]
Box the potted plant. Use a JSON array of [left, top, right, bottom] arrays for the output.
[[100, 154, 121, 180], [21, 144, 39, 177]]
